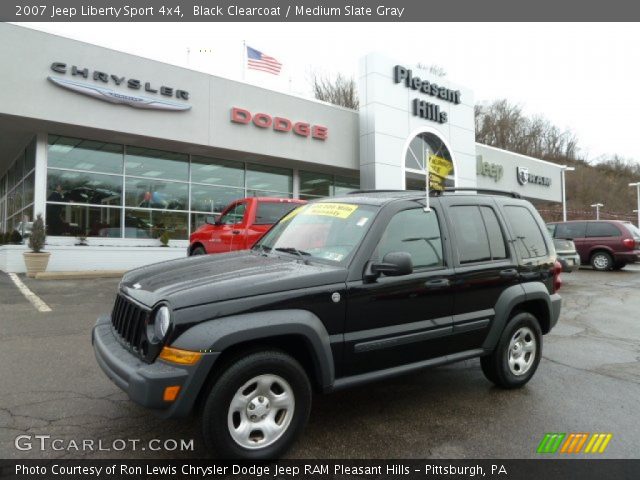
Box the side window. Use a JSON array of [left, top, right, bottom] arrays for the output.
[[555, 222, 586, 239], [586, 222, 621, 238], [376, 208, 444, 269], [449, 205, 506, 264], [504, 206, 548, 259], [480, 206, 508, 260], [219, 203, 246, 225]]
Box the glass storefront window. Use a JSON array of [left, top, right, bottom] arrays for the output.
[[300, 171, 332, 198], [247, 164, 292, 195], [191, 184, 244, 213], [12, 183, 23, 215], [23, 172, 34, 207], [246, 190, 292, 199], [47, 169, 123, 206], [125, 178, 187, 211], [25, 138, 36, 173], [48, 136, 123, 174], [405, 132, 454, 191], [124, 209, 188, 240], [46, 203, 121, 237], [125, 146, 188, 182], [191, 156, 244, 188], [334, 176, 360, 196]]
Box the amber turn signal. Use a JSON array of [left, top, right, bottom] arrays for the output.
[[163, 385, 181, 402], [159, 346, 202, 365]]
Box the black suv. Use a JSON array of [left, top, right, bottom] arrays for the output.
[[92, 190, 562, 459]]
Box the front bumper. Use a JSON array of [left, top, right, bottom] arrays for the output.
[[92, 315, 219, 418], [557, 253, 581, 272]]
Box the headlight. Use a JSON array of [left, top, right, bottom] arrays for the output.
[[153, 305, 171, 341]]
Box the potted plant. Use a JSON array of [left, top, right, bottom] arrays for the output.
[[159, 231, 171, 247], [23, 214, 50, 277], [76, 231, 89, 246]]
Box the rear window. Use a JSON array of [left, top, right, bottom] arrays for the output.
[[623, 222, 640, 238], [503, 206, 548, 259], [554, 222, 586, 239], [255, 202, 300, 225], [586, 222, 621, 238]]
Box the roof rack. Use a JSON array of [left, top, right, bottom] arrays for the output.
[[347, 188, 521, 199], [435, 187, 522, 198]]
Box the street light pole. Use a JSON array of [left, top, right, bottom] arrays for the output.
[[591, 203, 604, 220], [629, 183, 640, 228], [561, 166, 575, 222]]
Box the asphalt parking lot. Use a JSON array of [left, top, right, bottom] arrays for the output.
[[1, 266, 639, 459]]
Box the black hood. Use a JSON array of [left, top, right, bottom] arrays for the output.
[[120, 251, 347, 310]]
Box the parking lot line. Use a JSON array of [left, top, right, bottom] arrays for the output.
[[7, 273, 52, 313]]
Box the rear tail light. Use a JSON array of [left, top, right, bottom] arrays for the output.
[[553, 260, 563, 293], [622, 238, 635, 249]]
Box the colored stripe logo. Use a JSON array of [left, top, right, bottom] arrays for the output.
[[537, 433, 612, 454]]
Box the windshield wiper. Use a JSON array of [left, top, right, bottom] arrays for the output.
[[275, 247, 311, 264]]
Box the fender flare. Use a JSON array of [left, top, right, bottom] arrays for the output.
[[171, 309, 335, 389], [482, 282, 552, 351]]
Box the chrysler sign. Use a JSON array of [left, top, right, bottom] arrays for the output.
[[48, 62, 191, 111]]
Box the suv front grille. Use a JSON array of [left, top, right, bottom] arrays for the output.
[[111, 294, 149, 353]]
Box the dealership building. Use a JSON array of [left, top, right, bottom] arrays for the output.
[[0, 24, 563, 272]]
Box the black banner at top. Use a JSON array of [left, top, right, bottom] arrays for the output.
[[3, 0, 640, 21]]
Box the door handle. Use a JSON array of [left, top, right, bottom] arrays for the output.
[[499, 269, 519, 279], [231, 230, 241, 235], [425, 278, 450, 289]]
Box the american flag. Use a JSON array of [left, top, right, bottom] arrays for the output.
[[246, 46, 282, 75]]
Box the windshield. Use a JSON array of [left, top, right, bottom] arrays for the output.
[[254, 202, 378, 264]]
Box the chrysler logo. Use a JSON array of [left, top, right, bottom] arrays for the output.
[[48, 77, 191, 111], [517, 166, 529, 185]]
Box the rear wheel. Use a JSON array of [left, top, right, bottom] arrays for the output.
[[190, 245, 206, 256], [481, 312, 542, 389], [590, 251, 613, 271], [201, 350, 311, 459]]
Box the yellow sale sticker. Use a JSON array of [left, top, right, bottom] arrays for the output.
[[428, 154, 453, 178], [304, 203, 358, 219]]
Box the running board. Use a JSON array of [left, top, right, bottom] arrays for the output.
[[329, 349, 485, 392]]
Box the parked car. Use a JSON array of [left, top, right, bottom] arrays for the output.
[[547, 220, 640, 271], [93, 190, 561, 459], [551, 237, 581, 272], [188, 197, 305, 256]]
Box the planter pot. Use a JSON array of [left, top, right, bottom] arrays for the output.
[[23, 252, 51, 278]]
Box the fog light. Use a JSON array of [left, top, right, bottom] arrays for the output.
[[163, 385, 181, 402], [159, 346, 202, 365]]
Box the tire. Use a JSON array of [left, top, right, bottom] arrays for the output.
[[190, 245, 206, 256], [613, 262, 627, 271], [590, 251, 613, 271], [201, 350, 311, 459], [480, 312, 542, 389]]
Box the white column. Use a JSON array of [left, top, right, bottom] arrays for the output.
[[33, 132, 48, 223]]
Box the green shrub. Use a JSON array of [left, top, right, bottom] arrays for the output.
[[159, 231, 170, 247], [28, 214, 46, 253]]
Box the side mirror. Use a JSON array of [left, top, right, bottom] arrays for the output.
[[366, 251, 413, 281], [205, 214, 220, 226]]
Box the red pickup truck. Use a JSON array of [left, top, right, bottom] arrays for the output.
[[188, 197, 306, 256]]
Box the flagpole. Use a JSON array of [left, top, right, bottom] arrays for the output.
[[242, 40, 246, 81]]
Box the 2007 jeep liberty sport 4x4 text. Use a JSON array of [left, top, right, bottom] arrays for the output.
[[92, 189, 562, 459]]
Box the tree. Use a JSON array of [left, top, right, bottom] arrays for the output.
[[309, 71, 359, 109]]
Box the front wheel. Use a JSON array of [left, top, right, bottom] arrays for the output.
[[202, 350, 311, 459], [481, 312, 542, 389]]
